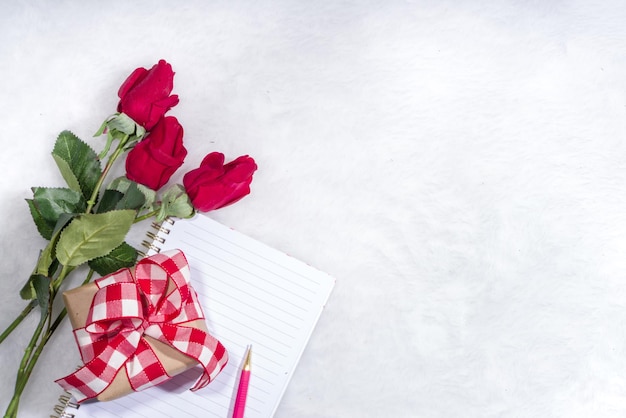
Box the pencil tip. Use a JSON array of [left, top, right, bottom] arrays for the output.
[[243, 345, 252, 371]]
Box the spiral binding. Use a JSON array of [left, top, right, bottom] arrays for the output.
[[50, 392, 79, 418], [138, 217, 175, 257]]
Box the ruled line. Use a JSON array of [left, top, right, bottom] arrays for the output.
[[188, 250, 312, 313], [187, 226, 322, 288], [183, 238, 317, 306]]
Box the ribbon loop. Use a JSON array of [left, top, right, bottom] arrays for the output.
[[56, 249, 228, 402], [85, 282, 145, 336]]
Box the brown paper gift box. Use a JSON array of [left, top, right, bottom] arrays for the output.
[[63, 280, 207, 402]]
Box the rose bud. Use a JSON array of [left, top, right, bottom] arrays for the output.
[[125, 116, 187, 190], [183, 152, 257, 212], [117, 59, 179, 130]]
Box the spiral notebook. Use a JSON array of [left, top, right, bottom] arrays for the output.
[[53, 214, 335, 418]]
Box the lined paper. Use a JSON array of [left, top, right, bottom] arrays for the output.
[[75, 215, 335, 418]]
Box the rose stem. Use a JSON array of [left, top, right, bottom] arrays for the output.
[[86, 134, 130, 213], [4, 268, 93, 418], [0, 301, 36, 344]]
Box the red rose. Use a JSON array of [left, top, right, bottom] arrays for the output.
[[125, 116, 187, 190], [117, 59, 179, 130], [183, 152, 257, 212]]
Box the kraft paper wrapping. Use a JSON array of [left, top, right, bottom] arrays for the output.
[[62, 281, 207, 402]]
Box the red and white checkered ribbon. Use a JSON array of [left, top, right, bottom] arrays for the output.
[[56, 249, 228, 402]]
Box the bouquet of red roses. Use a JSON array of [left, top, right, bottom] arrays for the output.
[[0, 60, 257, 418]]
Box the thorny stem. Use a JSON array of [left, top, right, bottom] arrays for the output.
[[5, 319, 48, 417], [134, 209, 160, 224], [86, 134, 130, 213], [48, 269, 95, 339], [0, 300, 36, 344], [51, 264, 74, 295], [6, 311, 52, 417], [3, 267, 95, 418]]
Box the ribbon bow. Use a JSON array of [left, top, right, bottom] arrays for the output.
[[56, 249, 228, 402]]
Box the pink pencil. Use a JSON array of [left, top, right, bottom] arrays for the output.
[[232, 346, 252, 418]]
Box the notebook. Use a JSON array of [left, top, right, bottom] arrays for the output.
[[53, 214, 335, 418]]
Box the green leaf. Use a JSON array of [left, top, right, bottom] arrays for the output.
[[88, 242, 138, 276], [116, 182, 146, 210], [35, 239, 57, 277], [108, 177, 156, 211], [21, 274, 49, 301], [34, 214, 75, 277], [97, 181, 145, 213], [33, 187, 85, 219], [107, 176, 133, 193], [156, 184, 195, 222], [51, 212, 78, 238], [104, 113, 145, 140], [96, 189, 124, 213], [139, 186, 156, 211], [98, 129, 115, 160], [56, 209, 136, 267], [122, 137, 141, 152], [52, 154, 81, 193], [26, 187, 86, 240], [52, 131, 102, 200], [20, 216, 68, 300], [21, 252, 59, 300], [26, 188, 83, 240], [107, 113, 137, 135], [26, 199, 54, 240], [32, 275, 50, 312], [28, 215, 74, 295], [136, 184, 156, 211], [135, 125, 146, 139], [20, 274, 38, 300], [93, 117, 110, 137]]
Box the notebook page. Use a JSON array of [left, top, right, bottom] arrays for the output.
[[75, 214, 335, 418]]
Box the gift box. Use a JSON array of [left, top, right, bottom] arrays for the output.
[[56, 250, 228, 402]]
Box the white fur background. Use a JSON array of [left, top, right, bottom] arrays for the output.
[[2, 1, 626, 417]]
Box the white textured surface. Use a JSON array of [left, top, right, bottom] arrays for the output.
[[2, 1, 626, 417]]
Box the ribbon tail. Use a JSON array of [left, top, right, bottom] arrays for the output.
[[56, 366, 104, 403], [55, 330, 141, 403], [126, 338, 171, 391], [55, 353, 125, 403], [149, 323, 228, 391]]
